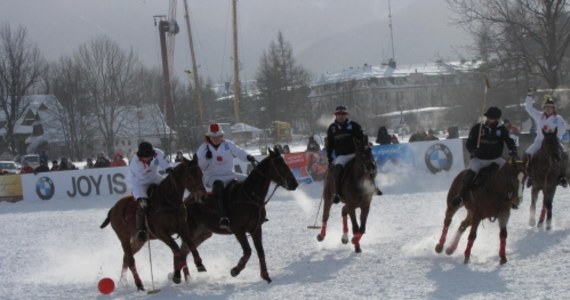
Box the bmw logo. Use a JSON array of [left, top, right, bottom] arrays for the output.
[[36, 176, 55, 200], [425, 143, 453, 174]]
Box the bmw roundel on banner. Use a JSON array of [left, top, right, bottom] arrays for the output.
[[36, 176, 55, 200], [424, 143, 453, 174]]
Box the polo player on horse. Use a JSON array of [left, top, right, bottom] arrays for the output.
[[326, 105, 381, 203], [451, 106, 519, 207], [523, 90, 569, 188]]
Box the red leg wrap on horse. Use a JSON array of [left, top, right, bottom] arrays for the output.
[[539, 207, 547, 222], [464, 239, 474, 258], [319, 222, 327, 238], [438, 227, 449, 246], [499, 238, 506, 258], [352, 232, 363, 247]]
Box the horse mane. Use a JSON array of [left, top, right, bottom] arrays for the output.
[[152, 159, 191, 208]]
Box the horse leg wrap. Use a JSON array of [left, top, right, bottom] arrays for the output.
[[499, 238, 506, 259], [436, 227, 449, 250], [446, 229, 464, 255], [464, 239, 475, 262], [352, 232, 363, 246], [174, 252, 186, 272], [318, 222, 327, 239], [342, 215, 349, 233], [539, 207, 547, 223]]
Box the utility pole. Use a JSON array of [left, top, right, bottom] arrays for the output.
[[387, 0, 396, 68], [153, 15, 179, 127], [232, 0, 241, 123], [182, 0, 204, 125]]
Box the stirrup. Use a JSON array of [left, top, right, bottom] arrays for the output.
[[219, 217, 230, 229], [136, 230, 147, 243], [560, 177, 569, 188], [333, 194, 341, 204]]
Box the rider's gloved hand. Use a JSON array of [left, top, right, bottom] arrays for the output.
[[247, 155, 258, 166], [509, 150, 520, 160]]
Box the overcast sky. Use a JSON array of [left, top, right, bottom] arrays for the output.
[[0, 0, 471, 83]]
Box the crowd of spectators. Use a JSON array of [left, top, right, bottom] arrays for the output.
[[14, 150, 130, 175]]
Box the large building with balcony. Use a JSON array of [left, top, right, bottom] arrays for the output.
[[308, 60, 484, 135]]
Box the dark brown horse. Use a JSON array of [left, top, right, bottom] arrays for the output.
[[99, 156, 207, 291], [528, 130, 564, 230], [181, 147, 299, 283], [435, 156, 526, 264], [316, 140, 377, 253]]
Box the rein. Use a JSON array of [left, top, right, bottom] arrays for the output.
[[246, 157, 290, 205]]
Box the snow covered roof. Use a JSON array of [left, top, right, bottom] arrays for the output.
[[376, 106, 453, 118], [313, 60, 483, 85], [230, 122, 263, 133], [4, 95, 174, 152]]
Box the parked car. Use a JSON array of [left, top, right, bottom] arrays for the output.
[[21, 154, 40, 169], [0, 161, 21, 174]]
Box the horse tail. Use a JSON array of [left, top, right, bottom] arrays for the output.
[[100, 208, 112, 229]]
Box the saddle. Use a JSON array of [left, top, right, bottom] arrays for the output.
[[471, 163, 499, 189]]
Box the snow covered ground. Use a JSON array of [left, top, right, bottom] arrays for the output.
[[2, 164, 570, 299]]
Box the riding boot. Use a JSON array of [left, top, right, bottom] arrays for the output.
[[135, 197, 149, 242], [213, 180, 229, 229], [451, 170, 476, 207], [523, 153, 532, 188], [559, 150, 569, 188], [332, 164, 344, 204]]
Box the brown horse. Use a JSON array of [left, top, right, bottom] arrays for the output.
[[99, 155, 207, 291], [435, 156, 526, 264], [181, 146, 299, 283], [528, 129, 564, 230], [316, 140, 377, 253]]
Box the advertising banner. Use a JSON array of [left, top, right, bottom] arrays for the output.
[[0, 175, 23, 203], [20, 167, 129, 202]]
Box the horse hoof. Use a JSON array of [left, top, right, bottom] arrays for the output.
[[317, 234, 324, 242], [537, 221, 544, 228], [197, 265, 207, 272], [529, 219, 536, 227], [464, 257, 470, 264], [355, 247, 362, 253], [435, 244, 443, 253], [341, 236, 349, 244], [445, 247, 455, 256], [262, 275, 272, 283], [172, 275, 181, 284], [230, 267, 240, 277], [500, 257, 507, 265], [137, 285, 145, 291]]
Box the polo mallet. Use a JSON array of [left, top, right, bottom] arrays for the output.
[[476, 76, 491, 148], [307, 194, 323, 229], [146, 234, 161, 294]]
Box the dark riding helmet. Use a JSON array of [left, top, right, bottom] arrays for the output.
[[137, 141, 154, 158], [334, 105, 348, 115], [484, 107, 502, 119]]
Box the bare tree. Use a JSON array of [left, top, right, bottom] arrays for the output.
[[0, 23, 47, 154], [49, 57, 97, 160], [75, 36, 142, 155], [448, 0, 570, 89]]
